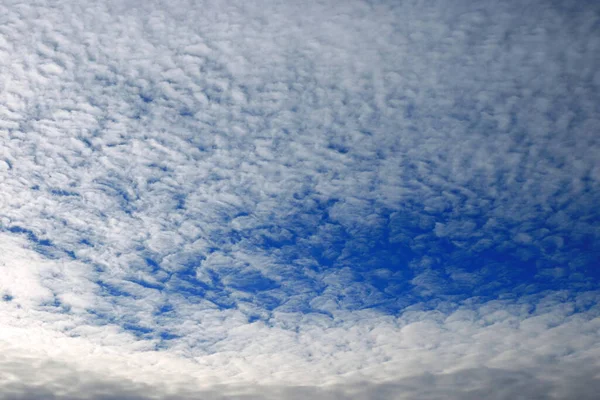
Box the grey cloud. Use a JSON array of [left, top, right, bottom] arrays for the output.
[[2, 362, 600, 400]]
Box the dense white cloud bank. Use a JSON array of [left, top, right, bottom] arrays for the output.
[[0, 0, 599, 398]]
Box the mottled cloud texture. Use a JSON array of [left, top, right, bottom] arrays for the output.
[[0, 0, 599, 398]]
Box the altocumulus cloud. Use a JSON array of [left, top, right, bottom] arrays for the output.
[[0, 0, 599, 398]]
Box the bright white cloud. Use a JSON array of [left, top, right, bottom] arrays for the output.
[[0, 245, 598, 398], [1, 235, 600, 397]]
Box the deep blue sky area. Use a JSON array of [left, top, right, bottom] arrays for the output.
[[149, 184, 600, 318]]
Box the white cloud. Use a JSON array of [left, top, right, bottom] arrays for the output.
[[0, 0, 599, 398], [0, 253, 598, 399]]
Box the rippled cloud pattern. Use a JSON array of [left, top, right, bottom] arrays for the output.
[[0, 0, 599, 398]]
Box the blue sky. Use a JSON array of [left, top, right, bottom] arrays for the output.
[[0, 0, 599, 398]]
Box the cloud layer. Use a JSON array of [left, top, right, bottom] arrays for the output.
[[0, 0, 599, 398]]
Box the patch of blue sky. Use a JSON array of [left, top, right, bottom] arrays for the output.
[[196, 190, 598, 315]]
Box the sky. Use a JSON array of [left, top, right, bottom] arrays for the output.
[[0, 0, 599, 398]]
